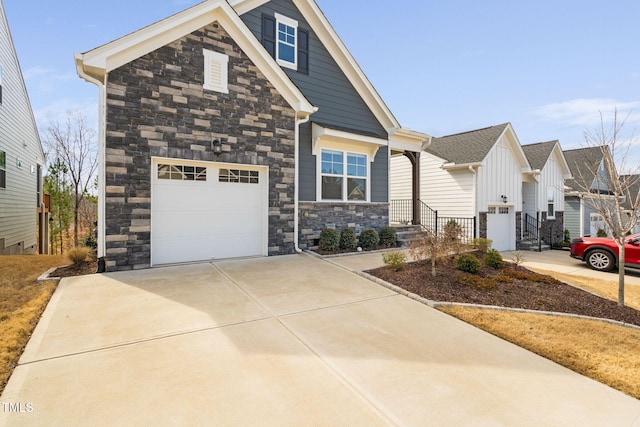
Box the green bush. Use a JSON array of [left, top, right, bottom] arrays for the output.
[[484, 249, 504, 269], [339, 228, 357, 251], [597, 229, 607, 237], [382, 251, 407, 271], [455, 253, 481, 274], [472, 238, 492, 253], [359, 228, 380, 250], [319, 228, 340, 252], [83, 234, 97, 249], [379, 226, 397, 247], [564, 228, 571, 243]]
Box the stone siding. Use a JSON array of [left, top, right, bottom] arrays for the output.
[[298, 202, 389, 250], [104, 22, 296, 271], [541, 211, 565, 245]]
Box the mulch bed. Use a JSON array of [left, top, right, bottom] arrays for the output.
[[51, 253, 98, 278], [367, 252, 640, 327]]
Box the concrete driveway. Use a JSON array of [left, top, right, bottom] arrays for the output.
[[2, 254, 639, 426]]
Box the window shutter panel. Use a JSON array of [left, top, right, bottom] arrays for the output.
[[262, 14, 276, 58], [297, 28, 309, 74]]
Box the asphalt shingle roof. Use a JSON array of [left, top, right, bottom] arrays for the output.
[[563, 146, 605, 192], [522, 141, 557, 171], [426, 123, 509, 164]]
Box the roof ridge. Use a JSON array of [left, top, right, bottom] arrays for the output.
[[436, 122, 508, 139]]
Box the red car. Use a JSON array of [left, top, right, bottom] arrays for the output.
[[570, 232, 640, 272]]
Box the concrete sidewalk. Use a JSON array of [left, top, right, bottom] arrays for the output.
[[2, 254, 639, 426]]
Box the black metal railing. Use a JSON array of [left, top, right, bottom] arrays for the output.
[[524, 213, 541, 251], [390, 199, 476, 244]]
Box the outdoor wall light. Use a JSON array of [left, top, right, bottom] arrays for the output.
[[211, 138, 222, 156], [501, 195, 508, 204]]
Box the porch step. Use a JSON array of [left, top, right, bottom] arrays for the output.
[[517, 240, 551, 251], [392, 224, 427, 248]]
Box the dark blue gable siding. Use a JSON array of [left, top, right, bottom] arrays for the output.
[[240, 0, 389, 202]]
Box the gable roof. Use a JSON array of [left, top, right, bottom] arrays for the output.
[[522, 140, 572, 178], [75, 0, 316, 118], [522, 141, 557, 170], [426, 123, 511, 164], [563, 146, 606, 192], [620, 174, 640, 211]]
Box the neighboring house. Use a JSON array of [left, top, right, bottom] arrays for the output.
[[0, 0, 46, 255], [563, 146, 612, 238], [521, 140, 572, 247], [619, 174, 640, 234], [390, 123, 531, 251], [75, 0, 428, 271]]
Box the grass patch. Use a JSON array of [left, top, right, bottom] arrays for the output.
[[0, 255, 65, 394], [438, 306, 640, 400], [531, 269, 640, 311]]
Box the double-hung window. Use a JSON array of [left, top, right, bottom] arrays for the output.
[[275, 13, 297, 69], [321, 149, 367, 201], [547, 188, 555, 218]]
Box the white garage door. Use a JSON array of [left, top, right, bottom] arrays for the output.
[[487, 206, 515, 251], [151, 159, 268, 265]]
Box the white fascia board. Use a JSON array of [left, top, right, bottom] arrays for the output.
[[312, 123, 387, 158], [229, 0, 271, 15], [389, 127, 431, 152], [75, 0, 315, 117], [291, 0, 400, 131], [442, 161, 483, 171], [552, 142, 573, 179], [501, 123, 531, 171]]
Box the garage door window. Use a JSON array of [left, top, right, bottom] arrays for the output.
[[158, 164, 207, 181], [488, 206, 509, 214], [219, 169, 259, 184]]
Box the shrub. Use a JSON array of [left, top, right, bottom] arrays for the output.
[[319, 228, 340, 252], [67, 247, 90, 265], [83, 234, 97, 249], [359, 228, 380, 250], [494, 275, 513, 283], [379, 226, 397, 247], [564, 228, 571, 243], [504, 268, 560, 285], [339, 228, 357, 251], [455, 253, 481, 274], [382, 251, 407, 271], [484, 249, 504, 269], [597, 229, 607, 237], [455, 274, 496, 290], [472, 238, 492, 253]]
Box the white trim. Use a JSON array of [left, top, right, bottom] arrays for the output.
[[317, 148, 370, 203], [311, 123, 387, 159], [203, 49, 229, 93], [274, 13, 298, 70]]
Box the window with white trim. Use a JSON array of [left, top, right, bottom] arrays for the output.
[[0, 150, 5, 188], [275, 13, 297, 69], [219, 169, 259, 184], [203, 49, 229, 94], [320, 149, 367, 201], [547, 188, 555, 218], [158, 164, 207, 181]]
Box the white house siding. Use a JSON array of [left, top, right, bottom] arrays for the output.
[[389, 154, 413, 200], [0, 3, 43, 254], [477, 137, 522, 211], [537, 154, 565, 215], [522, 182, 536, 219], [419, 153, 475, 217]]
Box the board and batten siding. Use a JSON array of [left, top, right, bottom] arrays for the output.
[[477, 136, 522, 211], [537, 154, 565, 214], [240, 0, 389, 202], [419, 153, 475, 217], [0, 3, 43, 253], [521, 182, 536, 218]]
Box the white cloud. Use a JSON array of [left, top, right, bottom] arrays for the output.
[[533, 98, 640, 127]]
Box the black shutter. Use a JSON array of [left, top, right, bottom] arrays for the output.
[[262, 14, 276, 58], [297, 28, 309, 74]]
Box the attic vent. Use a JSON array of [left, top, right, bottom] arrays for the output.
[[203, 49, 229, 94]]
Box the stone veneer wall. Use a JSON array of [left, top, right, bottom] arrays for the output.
[[298, 202, 389, 250], [540, 211, 565, 245], [104, 22, 296, 271]]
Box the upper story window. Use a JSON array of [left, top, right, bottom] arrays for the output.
[[262, 13, 309, 74], [0, 150, 6, 189], [320, 149, 367, 201]]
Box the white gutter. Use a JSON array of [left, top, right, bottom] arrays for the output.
[[75, 55, 107, 268], [468, 165, 478, 223], [442, 161, 483, 171], [294, 112, 314, 253]]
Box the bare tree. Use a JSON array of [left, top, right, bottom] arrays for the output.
[[574, 110, 640, 306], [43, 112, 98, 247], [410, 222, 465, 277]]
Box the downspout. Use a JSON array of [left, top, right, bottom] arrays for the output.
[[468, 165, 477, 237], [75, 59, 107, 271], [294, 113, 312, 253]]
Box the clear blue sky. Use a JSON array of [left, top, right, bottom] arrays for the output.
[[4, 0, 640, 152]]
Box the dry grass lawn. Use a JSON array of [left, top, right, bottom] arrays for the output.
[[0, 255, 65, 394], [530, 269, 640, 310], [439, 306, 640, 400]]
